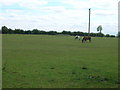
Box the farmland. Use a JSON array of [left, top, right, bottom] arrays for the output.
[[2, 34, 118, 88]]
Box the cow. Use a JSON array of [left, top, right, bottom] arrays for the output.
[[75, 35, 80, 40], [82, 36, 91, 43]]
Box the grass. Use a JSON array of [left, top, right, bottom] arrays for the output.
[[2, 34, 118, 88]]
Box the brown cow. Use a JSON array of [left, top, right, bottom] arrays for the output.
[[82, 36, 91, 43]]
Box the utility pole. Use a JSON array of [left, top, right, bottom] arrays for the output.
[[88, 8, 91, 36]]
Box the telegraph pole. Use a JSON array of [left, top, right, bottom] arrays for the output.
[[88, 8, 91, 36]]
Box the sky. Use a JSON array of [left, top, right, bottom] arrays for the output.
[[0, 0, 119, 35]]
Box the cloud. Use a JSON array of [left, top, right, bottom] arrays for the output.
[[0, 0, 48, 9], [39, 6, 66, 13], [60, 0, 118, 17], [0, 0, 118, 35], [60, 0, 118, 9]]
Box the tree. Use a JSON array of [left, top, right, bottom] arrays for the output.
[[39, 30, 46, 34], [105, 34, 110, 37], [8, 28, 14, 34], [14, 29, 24, 34], [1, 26, 9, 34], [97, 25, 102, 33], [48, 31, 57, 35], [24, 30, 31, 34], [110, 35, 115, 37], [32, 29, 39, 34], [62, 30, 70, 35], [97, 25, 103, 37]]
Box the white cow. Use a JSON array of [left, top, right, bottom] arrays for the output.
[[75, 35, 80, 40]]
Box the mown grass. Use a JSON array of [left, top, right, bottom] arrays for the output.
[[2, 34, 118, 88]]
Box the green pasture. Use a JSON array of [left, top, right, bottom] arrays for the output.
[[2, 34, 118, 88]]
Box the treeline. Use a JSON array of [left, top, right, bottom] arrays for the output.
[[0, 26, 116, 37]]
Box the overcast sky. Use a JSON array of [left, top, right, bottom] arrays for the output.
[[0, 0, 119, 35]]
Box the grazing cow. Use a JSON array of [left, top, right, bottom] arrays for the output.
[[82, 36, 91, 43], [75, 35, 80, 40]]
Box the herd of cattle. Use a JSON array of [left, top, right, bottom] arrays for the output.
[[75, 35, 91, 43]]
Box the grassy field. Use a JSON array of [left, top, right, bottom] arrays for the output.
[[2, 34, 118, 88]]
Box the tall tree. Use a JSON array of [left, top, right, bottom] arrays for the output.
[[97, 25, 102, 33], [1, 26, 9, 34]]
